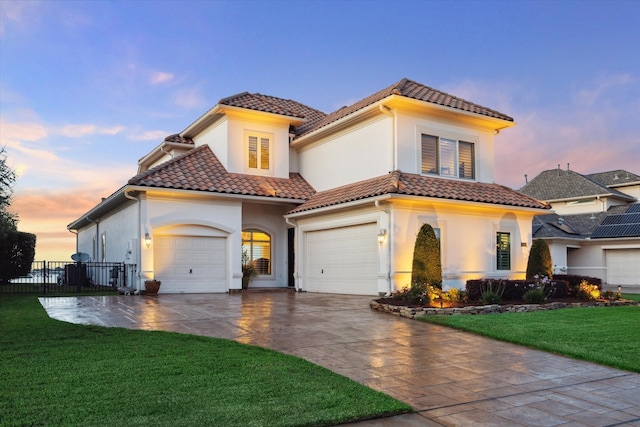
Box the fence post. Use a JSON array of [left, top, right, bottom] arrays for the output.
[[43, 260, 48, 295]]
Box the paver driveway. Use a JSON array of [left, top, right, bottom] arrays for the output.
[[40, 291, 640, 426]]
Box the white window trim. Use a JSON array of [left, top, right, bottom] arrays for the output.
[[245, 131, 273, 175]]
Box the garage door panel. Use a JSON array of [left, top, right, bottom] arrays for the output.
[[154, 236, 227, 293], [306, 223, 378, 295], [606, 249, 640, 286]]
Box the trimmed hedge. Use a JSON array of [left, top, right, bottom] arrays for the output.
[[0, 230, 36, 283], [466, 278, 570, 302]]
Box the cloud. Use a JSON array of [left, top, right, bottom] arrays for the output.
[[58, 124, 125, 137], [60, 124, 97, 137], [149, 71, 174, 85], [129, 130, 168, 141], [172, 87, 208, 110]]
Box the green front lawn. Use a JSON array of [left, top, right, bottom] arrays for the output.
[[0, 295, 410, 427], [419, 303, 640, 373]]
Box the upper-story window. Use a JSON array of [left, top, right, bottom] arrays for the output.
[[247, 133, 271, 171], [421, 134, 475, 179]]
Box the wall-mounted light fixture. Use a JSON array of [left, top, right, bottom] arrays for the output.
[[144, 233, 152, 248], [377, 229, 387, 245]]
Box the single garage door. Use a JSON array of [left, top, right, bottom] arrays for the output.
[[305, 223, 378, 295], [606, 249, 640, 286], [154, 236, 226, 293]]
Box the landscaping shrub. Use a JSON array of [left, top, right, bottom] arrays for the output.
[[554, 274, 602, 296], [392, 283, 429, 305], [480, 281, 505, 304], [466, 278, 570, 302], [411, 224, 442, 289], [526, 239, 553, 279], [576, 280, 600, 301], [522, 288, 547, 304]]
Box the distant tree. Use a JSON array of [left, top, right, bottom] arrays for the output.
[[0, 146, 18, 232], [0, 147, 36, 283], [0, 230, 36, 283], [526, 239, 553, 279], [411, 224, 442, 288]]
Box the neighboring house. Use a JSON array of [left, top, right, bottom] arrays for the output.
[[68, 78, 548, 295], [520, 167, 640, 288]]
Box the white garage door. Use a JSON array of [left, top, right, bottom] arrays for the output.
[[154, 236, 226, 293], [606, 249, 640, 286], [305, 223, 379, 295]]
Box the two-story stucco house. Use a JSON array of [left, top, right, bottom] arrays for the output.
[[67, 78, 548, 295]]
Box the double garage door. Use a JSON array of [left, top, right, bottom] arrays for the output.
[[305, 223, 379, 295], [154, 236, 226, 293], [606, 249, 640, 286]]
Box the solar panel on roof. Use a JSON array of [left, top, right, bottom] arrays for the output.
[[591, 223, 640, 238]]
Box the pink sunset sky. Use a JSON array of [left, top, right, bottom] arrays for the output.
[[1, 0, 639, 261]]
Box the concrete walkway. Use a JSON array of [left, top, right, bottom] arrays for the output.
[[40, 292, 640, 426]]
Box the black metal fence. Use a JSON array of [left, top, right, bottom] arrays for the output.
[[0, 261, 138, 294]]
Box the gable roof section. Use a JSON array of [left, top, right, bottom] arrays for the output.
[[519, 168, 636, 202], [128, 145, 315, 201], [591, 203, 640, 239], [295, 78, 514, 138], [287, 171, 548, 214], [587, 169, 640, 187]]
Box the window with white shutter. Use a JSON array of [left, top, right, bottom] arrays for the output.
[[246, 132, 272, 172]]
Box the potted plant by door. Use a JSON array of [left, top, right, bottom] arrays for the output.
[[241, 250, 258, 289], [144, 279, 161, 295]]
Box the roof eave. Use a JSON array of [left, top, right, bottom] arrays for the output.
[[181, 105, 224, 138], [292, 94, 515, 147], [67, 186, 132, 231], [286, 192, 547, 218]]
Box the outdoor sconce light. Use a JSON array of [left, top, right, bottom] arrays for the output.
[[377, 229, 387, 245], [144, 233, 152, 248]]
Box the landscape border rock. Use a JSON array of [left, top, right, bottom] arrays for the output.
[[370, 299, 639, 319]]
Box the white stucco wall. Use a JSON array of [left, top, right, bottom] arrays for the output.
[[391, 200, 534, 290], [394, 110, 496, 184], [194, 119, 229, 168], [297, 116, 392, 192]]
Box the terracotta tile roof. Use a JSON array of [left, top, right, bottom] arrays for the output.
[[519, 168, 636, 201], [164, 134, 194, 144], [295, 78, 514, 138], [288, 171, 548, 214], [200, 79, 513, 140], [128, 145, 315, 200], [219, 92, 327, 135]]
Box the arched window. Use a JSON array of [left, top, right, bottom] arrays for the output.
[[242, 229, 271, 275]]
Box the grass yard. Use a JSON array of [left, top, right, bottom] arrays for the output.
[[0, 295, 410, 427], [419, 299, 640, 373]]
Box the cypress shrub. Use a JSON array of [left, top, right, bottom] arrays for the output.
[[526, 239, 553, 279], [411, 224, 442, 289]]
